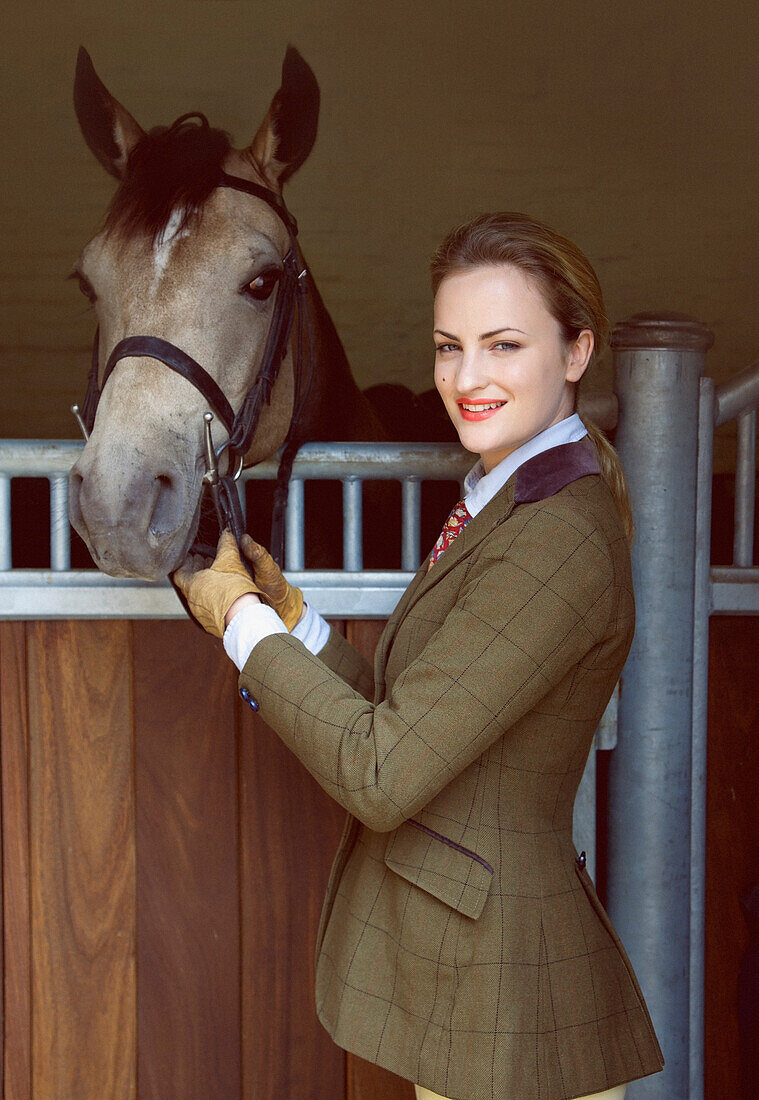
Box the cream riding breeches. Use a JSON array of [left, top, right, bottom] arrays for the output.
[[414, 1084, 628, 1100]]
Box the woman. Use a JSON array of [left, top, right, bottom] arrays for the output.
[[175, 212, 665, 1100]]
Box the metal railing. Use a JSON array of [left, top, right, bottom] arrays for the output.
[[0, 440, 473, 619], [687, 361, 759, 1099], [710, 361, 759, 608], [608, 315, 759, 1100]]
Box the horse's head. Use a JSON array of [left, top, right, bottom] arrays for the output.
[[68, 47, 319, 579]]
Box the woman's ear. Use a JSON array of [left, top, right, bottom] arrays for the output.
[[566, 329, 594, 383], [246, 46, 320, 188]]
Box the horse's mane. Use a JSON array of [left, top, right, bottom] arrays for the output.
[[105, 113, 231, 244]]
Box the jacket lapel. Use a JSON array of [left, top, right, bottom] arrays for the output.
[[374, 483, 517, 677], [375, 435, 601, 678]]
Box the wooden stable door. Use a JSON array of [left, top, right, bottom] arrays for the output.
[[1, 617, 755, 1098], [0, 619, 413, 1100]]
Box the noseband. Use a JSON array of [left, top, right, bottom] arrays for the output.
[[72, 166, 313, 566]]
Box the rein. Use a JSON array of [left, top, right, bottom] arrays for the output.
[[72, 165, 314, 567]]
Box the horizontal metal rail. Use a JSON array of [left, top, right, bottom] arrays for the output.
[[0, 569, 418, 620], [0, 439, 473, 480], [0, 440, 473, 620], [711, 566, 759, 613], [714, 359, 759, 426]]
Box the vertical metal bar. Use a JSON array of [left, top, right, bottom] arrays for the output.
[[49, 476, 70, 572], [573, 685, 619, 886], [733, 409, 756, 567], [596, 682, 620, 752], [401, 478, 422, 571], [572, 735, 597, 882], [342, 478, 363, 572], [689, 376, 715, 1100], [285, 478, 305, 572], [610, 314, 713, 1098], [0, 475, 11, 570]]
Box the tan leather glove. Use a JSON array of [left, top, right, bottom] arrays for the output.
[[174, 530, 264, 638], [240, 534, 304, 630]]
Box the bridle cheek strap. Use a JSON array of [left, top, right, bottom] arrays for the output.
[[227, 254, 302, 455]]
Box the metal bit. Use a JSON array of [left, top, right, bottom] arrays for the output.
[[71, 404, 90, 441]]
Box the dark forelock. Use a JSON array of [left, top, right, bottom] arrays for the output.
[[104, 114, 232, 243]]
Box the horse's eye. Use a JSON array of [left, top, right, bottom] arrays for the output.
[[243, 268, 280, 302], [70, 272, 98, 304]]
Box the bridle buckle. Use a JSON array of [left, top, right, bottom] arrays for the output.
[[201, 412, 245, 532]]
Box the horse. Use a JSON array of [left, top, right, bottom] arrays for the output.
[[68, 45, 456, 581]]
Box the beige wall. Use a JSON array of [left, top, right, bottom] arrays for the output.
[[2, 0, 757, 470]]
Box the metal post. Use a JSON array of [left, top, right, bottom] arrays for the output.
[[734, 410, 756, 567], [342, 478, 363, 572], [285, 478, 305, 572], [0, 476, 11, 570], [50, 476, 71, 572], [609, 313, 714, 1098], [401, 478, 422, 571], [573, 735, 597, 881], [689, 377, 715, 1100], [574, 685, 620, 885]]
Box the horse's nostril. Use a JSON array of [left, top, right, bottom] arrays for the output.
[[69, 468, 84, 498], [68, 469, 85, 530], [148, 473, 183, 541]]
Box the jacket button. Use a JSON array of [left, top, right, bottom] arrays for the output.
[[240, 687, 259, 712], [576, 851, 587, 870]]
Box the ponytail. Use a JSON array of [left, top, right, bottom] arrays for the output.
[[583, 418, 635, 543]]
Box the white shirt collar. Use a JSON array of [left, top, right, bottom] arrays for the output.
[[462, 413, 588, 517]]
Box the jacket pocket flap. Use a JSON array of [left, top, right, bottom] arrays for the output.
[[384, 819, 493, 920]]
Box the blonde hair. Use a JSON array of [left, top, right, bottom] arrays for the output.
[[430, 212, 634, 541]]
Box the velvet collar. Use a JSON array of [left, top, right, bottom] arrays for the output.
[[514, 435, 601, 505]]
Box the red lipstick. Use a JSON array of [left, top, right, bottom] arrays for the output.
[[456, 399, 507, 422]]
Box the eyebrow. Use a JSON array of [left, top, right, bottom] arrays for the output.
[[433, 326, 528, 340]]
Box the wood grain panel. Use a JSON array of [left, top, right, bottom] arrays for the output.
[[27, 621, 136, 1098], [345, 620, 386, 667], [705, 616, 759, 1100], [347, 1053, 416, 1100], [0, 601, 749, 1100], [132, 622, 241, 1100], [345, 620, 415, 1100], [239, 621, 347, 1099], [0, 621, 31, 1100]]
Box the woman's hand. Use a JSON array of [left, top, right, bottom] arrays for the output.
[[173, 530, 263, 638], [240, 534, 304, 630]]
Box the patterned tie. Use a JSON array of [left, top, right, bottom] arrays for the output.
[[427, 499, 472, 571]]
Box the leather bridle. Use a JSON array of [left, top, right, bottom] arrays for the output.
[[72, 162, 314, 566]]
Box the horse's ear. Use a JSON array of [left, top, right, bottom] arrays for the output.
[[74, 47, 144, 180], [248, 46, 320, 187]]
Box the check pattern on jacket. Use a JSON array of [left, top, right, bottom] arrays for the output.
[[239, 437, 664, 1100]]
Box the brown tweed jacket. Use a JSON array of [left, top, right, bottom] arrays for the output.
[[238, 436, 665, 1100]]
